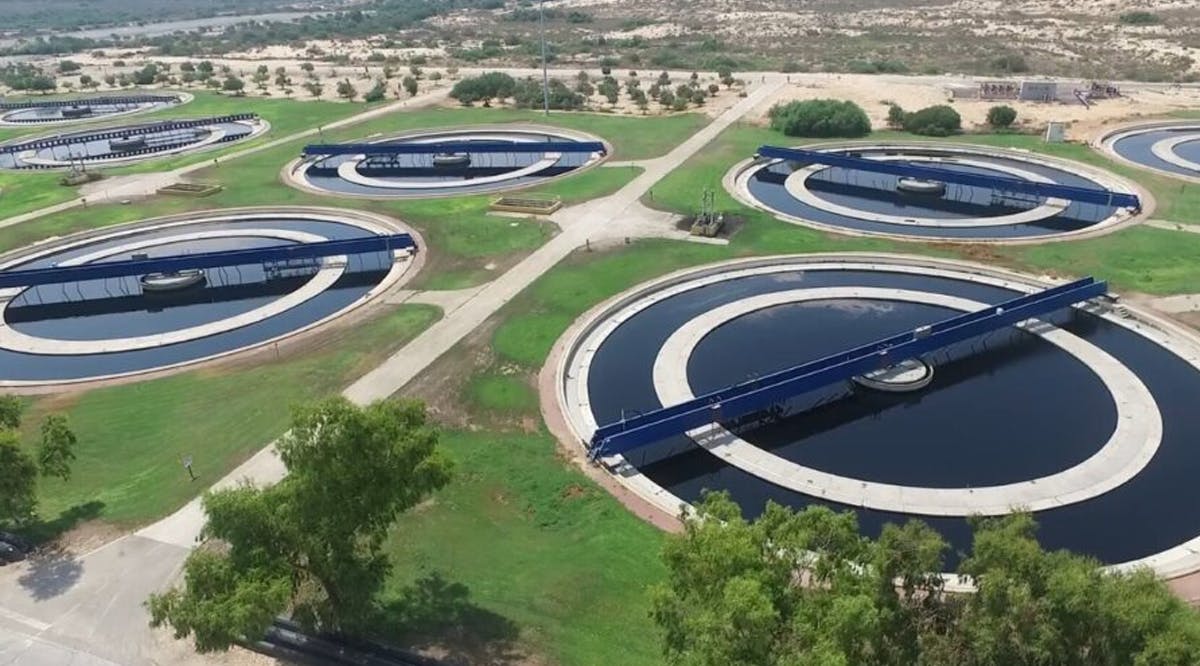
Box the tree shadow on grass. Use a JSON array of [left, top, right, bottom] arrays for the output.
[[374, 572, 524, 665], [19, 500, 106, 545]]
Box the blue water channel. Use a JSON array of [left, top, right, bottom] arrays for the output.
[[302, 131, 597, 197], [584, 268, 1200, 565], [0, 217, 391, 382], [747, 149, 1122, 240]]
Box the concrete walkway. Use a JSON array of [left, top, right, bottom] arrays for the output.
[[0, 87, 452, 232], [1146, 218, 1200, 234], [0, 76, 784, 665]]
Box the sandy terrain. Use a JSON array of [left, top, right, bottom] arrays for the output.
[[752, 74, 1200, 137]]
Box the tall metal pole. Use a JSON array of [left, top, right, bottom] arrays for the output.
[[540, 0, 550, 116]]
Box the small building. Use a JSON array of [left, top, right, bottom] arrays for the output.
[[1019, 81, 1058, 102]]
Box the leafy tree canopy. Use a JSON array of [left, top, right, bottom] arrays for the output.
[[652, 492, 1200, 666], [148, 397, 452, 652], [903, 104, 962, 137], [768, 99, 872, 138]]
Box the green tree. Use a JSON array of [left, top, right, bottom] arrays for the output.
[[986, 104, 1018, 129], [37, 415, 76, 482], [221, 76, 245, 94], [147, 398, 451, 652], [652, 493, 907, 665], [363, 79, 387, 103], [336, 78, 358, 101], [303, 81, 324, 98], [903, 104, 962, 136], [768, 99, 872, 138], [0, 432, 38, 527], [0, 395, 21, 430], [886, 103, 908, 129], [132, 63, 159, 85], [653, 497, 1200, 666], [402, 75, 418, 96]]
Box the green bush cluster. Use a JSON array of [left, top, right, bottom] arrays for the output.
[[767, 99, 872, 138]]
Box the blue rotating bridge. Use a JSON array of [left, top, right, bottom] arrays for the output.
[[302, 140, 607, 158], [756, 146, 1141, 211], [588, 276, 1108, 460], [0, 234, 416, 289]]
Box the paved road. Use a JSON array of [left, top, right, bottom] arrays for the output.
[[0, 75, 784, 665]]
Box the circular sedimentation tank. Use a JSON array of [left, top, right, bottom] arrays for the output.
[[289, 126, 608, 198], [0, 208, 419, 388], [1099, 121, 1200, 183], [0, 93, 187, 126], [0, 113, 266, 169], [555, 255, 1200, 577], [728, 143, 1143, 242]]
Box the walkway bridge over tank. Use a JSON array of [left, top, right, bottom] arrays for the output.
[[302, 140, 607, 157], [0, 234, 416, 290], [756, 145, 1141, 210], [588, 277, 1108, 461]]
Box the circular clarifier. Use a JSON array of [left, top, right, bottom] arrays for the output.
[[0, 93, 187, 126], [556, 255, 1200, 577], [0, 208, 419, 388], [1100, 121, 1200, 183], [288, 126, 607, 198], [729, 143, 1142, 242], [0, 113, 267, 169]]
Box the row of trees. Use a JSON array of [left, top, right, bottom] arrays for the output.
[[450, 69, 728, 112], [0, 396, 77, 528], [770, 98, 1018, 139], [653, 492, 1200, 665], [448, 72, 583, 110]]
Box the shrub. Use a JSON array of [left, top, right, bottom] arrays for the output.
[[986, 105, 1018, 129], [768, 99, 872, 138], [903, 104, 962, 136], [1119, 11, 1161, 25], [991, 53, 1029, 73], [449, 71, 516, 105], [886, 103, 908, 129]]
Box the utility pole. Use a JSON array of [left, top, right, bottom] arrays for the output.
[[540, 0, 550, 116]]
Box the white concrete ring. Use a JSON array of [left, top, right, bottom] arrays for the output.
[[0, 229, 346, 354], [651, 286, 1162, 516], [20, 125, 232, 168], [1150, 135, 1200, 174], [336, 152, 562, 190], [783, 155, 1069, 228]]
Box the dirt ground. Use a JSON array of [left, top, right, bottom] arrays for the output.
[[751, 74, 1200, 137]]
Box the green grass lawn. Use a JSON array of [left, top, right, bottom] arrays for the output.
[[17, 304, 440, 534], [379, 429, 668, 666]]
